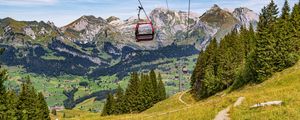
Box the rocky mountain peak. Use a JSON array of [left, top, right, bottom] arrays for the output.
[[106, 16, 120, 23], [61, 15, 106, 32], [2, 17, 15, 21], [47, 21, 56, 28], [233, 7, 252, 13], [233, 7, 259, 28], [211, 4, 221, 11], [78, 15, 106, 24], [80, 15, 96, 20], [152, 7, 170, 13], [201, 4, 232, 19], [150, 7, 189, 26], [200, 4, 237, 27]]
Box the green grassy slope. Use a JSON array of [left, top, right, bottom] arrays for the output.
[[52, 61, 300, 120]]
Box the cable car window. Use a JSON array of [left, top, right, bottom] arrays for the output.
[[138, 24, 153, 35]]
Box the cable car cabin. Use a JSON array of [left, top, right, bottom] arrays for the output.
[[182, 66, 188, 74], [135, 22, 154, 42]]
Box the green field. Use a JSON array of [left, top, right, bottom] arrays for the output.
[[3, 55, 198, 113], [3, 65, 122, 107]]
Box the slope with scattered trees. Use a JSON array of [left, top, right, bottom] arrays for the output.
[[191, 0, 300, 99]]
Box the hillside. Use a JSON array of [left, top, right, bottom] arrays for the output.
[[51, 60, 300, 119]]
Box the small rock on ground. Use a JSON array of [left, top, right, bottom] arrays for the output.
[[251, 101, 283, 108]]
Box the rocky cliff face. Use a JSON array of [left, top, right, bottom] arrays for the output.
[[61, 15, 111, 44], [233, 7, 259, 29]]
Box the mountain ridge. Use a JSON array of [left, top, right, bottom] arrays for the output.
[[0, 5, 259, 79], [1, 5, 258, 50]]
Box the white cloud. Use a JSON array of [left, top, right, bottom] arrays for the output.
[[0, 0, 57, 5]]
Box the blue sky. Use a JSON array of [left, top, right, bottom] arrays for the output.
[[0, 0, 298, 27]]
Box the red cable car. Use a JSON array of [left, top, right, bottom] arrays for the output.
[[135, 6, 155, 42], [135, 21, 154, 42], [182, 66, 188, 74]]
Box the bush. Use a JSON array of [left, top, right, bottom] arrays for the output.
[[79, 81, 89, 87]]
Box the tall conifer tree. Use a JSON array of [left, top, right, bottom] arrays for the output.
[[114, 85, 124, 114], [281, 0, 290, 19], [291, 2, 300, 52], [101, 93, 115, 116], [194, 38, 220, 98], [17, 77, 39, 120], [254, 0, 279, 82], [5, 91, 18, 120], [157, 73, 166, 101], [149, 70, 158, 103], [123, 72, 140, 113], [0, 50, 8, 119], [274, 0, 298, 71], [37, 92, 50, 120], [139, 74, 154, 111]]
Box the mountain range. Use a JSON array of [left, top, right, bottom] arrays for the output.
[[0, 4, 259, 79]]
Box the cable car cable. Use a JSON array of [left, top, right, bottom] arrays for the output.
[[166, 0, 169, 10], [137, 0, 150, 21], [186, 0, 191, 39], [135, 0, 155, 41]]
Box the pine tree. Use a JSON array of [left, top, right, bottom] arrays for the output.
[[254, 0, 279, 82], [291, 3, 300, 52], [0, 69, 8, 119], [240, 25, 248, 57], [17, 76, 39, 120], [190, 51, 204, 88], [138, 74, 154, 111], [37, 92, 50, 120], [218, 29, 244, 88], [137, 74, 147, 111], [0, 49, 17, 120], [199, 66, 222, 98], [273, 0, 298, 71], [267, 0, 279, 23], [101, 93, 115, 116], [248, 23, 256, 54], [231, 51, 257, 90], [193, 38, 220, 98], [149, 70, 158, 103], [123, 72, 140, 113], [281, 0, 290, 19], [157, 73, 166, 101], [114, 85, 124, 114], [5, 91, 18, 120], [241, 24, 256, 58]]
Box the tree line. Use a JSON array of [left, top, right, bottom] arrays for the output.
[[0, 48, 50, 120], [101, 70, 166, 116], [191, 0, 300, 99]]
